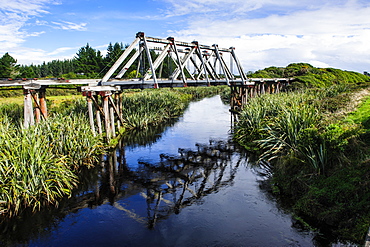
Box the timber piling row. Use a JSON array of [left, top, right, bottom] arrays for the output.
[[230, 80, 290, 111]]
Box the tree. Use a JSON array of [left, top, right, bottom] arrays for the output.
[[74, 44, 103, 77], [0, 53, 19, 78], [103, 42, 125, 74]]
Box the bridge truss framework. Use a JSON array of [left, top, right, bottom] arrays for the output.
[[100, 32, 248, 88]]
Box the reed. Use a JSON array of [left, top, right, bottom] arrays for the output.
[[0, 114, 103, 216], [120, 89, 191, 129], [235, 84, 365, 175], [235, 89, 331, 175]]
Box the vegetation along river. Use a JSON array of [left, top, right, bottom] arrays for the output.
[[3, 95, 335, 246]]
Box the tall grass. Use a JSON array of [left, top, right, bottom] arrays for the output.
[[121, 90, 191, 129], [0, 113, 102, 216], [234, 85, 361, 175]]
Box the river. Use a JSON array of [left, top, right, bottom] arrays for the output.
[[2, 95, 320, 246]]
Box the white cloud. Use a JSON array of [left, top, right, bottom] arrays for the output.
[[47, 46, 79, 56], [0, 0, 57, 51], [0, 0, 55, 16], [0, 0, 84, 63], [165, 0, 370, 72], [11, 46, 77, 65], [51, 21, 87, 31]]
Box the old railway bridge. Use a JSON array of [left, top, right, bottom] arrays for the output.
[[0, 32, 293, 138]]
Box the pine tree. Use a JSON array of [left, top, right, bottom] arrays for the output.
[[74, 43, 103, 77], [0, 53, 19, 78]]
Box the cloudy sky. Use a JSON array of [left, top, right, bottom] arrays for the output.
[[1, 0, 370, 73]]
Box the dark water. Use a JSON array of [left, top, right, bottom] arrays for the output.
[[2, 96, 319, 247]]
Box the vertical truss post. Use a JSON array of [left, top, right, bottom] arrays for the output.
[[213, 44, 230, 86], [202, 51, 218, 80], [141, 33, 159, 88], [193, 41, 210, 86], [168, 37, 187, 87], [143, 44, 171, 80], [230, 47, 247, 84]]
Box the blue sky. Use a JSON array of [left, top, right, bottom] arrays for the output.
[[1, 0, 370, 73]]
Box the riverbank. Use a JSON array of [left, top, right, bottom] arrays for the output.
[[0, 86, 229, 218], [233, 82, 370, 244]]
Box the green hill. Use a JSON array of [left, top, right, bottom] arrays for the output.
[[249, 63, 370, 87]]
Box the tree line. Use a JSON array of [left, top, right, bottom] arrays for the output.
[[0, 42, 175, 80]]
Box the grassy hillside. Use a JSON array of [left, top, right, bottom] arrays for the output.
[[249, 63, 370, 87]]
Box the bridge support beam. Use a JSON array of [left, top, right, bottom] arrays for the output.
[[82, 86, 123, 141]]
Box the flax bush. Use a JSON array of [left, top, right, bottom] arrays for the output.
[[234, 86, 362, 175], [0, 114, 103, 217]]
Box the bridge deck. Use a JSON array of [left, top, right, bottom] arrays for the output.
[[0, 78, 293, 90]]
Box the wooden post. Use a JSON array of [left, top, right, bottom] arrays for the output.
[[242, 87, 247, 105], [39, 88, 47, 119], [115, 93, 121, 131], [34, 92, 41, 123], [94, 95, 103, 135], [87, 94, 96, 136], [110, 98, 116, 138], [261, 82, 266, 94], [23, 89, 34, 128], [108, 154, 115, 194], [102, 91, 112, 139]]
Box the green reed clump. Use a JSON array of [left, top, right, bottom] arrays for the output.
[[35, 114, 103, 169], [234, 86, 362, 176], [0, 117, 74, 216], [120, 86, 228, 130], [49, 97, 88, 116], [173, 85, 229, 100], [121, 89, 192, 129], [0, 114, 103, 217], [0, 103, 23, 126]]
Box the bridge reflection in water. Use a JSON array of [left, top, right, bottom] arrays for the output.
[[93, 138, 243, 229]]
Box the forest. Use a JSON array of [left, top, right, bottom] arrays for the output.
[[0, 42, 174, 80]]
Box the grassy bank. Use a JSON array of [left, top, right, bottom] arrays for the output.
[[120, 86, 228, 130], [234, 82, 370, 244], [0, 85, 228, 217]]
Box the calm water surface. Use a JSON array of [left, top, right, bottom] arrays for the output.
[[11, 96, 318, 246]]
